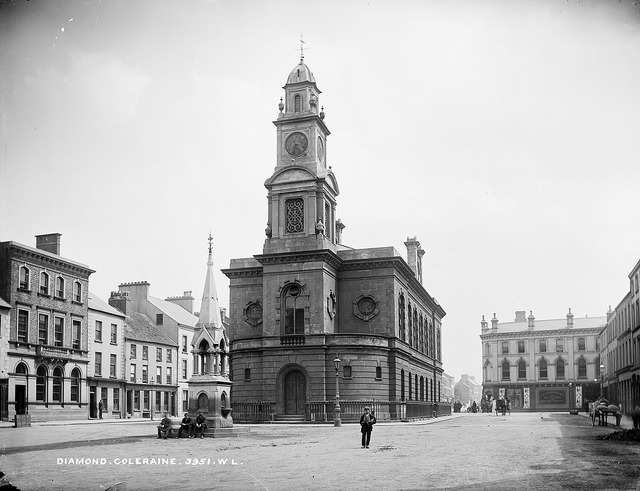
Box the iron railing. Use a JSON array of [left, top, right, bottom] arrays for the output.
[[232, 399, 452, 423]]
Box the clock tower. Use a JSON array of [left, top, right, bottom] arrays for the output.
[[263, 56, 339, 254]]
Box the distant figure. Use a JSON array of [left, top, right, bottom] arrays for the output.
[[471, 401, 477, 413], [157, 412, 172, 439], [359, 406, 376, 449], [98, 399, 103, 419]]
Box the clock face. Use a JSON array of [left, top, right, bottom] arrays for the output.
[[285, 132, 308, 156], [317, 137, 325, 162]]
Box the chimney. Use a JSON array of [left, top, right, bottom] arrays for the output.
[[404, 236, 425, 284], [335, 219, 345, 245], [118, 281, 150, 301], [527, 311, 535, 330], [35, 233, 61, 255], [491, 313, 498, 331], [165, 290, 194, 314], [481, 315, 489, 332], [566, 308, 574, 328], [515, 310, 527, 323], [606, 305, 614, 322], [109, 291, 130, 315]]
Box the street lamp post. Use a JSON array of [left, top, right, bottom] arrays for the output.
[[334, 357, 341, 427], [599, 364, 605, 398]]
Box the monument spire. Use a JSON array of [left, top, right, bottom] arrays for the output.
[[198, 232, 223, 329]]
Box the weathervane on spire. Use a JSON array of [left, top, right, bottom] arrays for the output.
[[208, 231, 213, 254], [299, 34, 307, 61]]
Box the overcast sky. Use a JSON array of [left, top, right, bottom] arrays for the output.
[[2, 0, 639, 384]]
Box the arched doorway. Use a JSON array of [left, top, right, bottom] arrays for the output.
[[284, 370, 305, 415]]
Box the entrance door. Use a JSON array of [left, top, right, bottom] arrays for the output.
[[284, 370, 306, 415], [89, 391, 97, 418], [127, 390, 133, 416], [15, 385, 26, 415]]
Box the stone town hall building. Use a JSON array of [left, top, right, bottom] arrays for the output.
[[222, 57, 446, 417]]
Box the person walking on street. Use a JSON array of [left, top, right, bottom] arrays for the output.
[[360, 406, 376, 449], [98, 399, 103, 419]]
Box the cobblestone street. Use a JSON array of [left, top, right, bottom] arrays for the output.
[[1, 412, 639, 490]]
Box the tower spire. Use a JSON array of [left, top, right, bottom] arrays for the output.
[[198, 233, 222, 330]]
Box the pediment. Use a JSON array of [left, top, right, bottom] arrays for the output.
[[267, 166, 316, 185]]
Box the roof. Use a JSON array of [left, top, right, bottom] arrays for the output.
[[286, 60, 316, 85], [0, 296, 11, 309], [124, 312, 177, 346], [147, 296, 197, 327], [88, 292, 125, 318], [1, 240, 94, 273], [495, 316, 607, 333]]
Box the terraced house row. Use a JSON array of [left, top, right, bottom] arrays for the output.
[[480, 257, 640, 413], [0, 234, 213, 422]]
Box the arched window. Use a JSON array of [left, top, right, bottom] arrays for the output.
[[40, 271, 49, 295], [73, 281, 82, 303], [36, 366, 47, 401], [56, 276, 65, 298], [577, 357, 587, 378], [52, 367, 63, 402], [283, 284, 305, 335], [70, 368, 80, 402], [412, 310, 418, 349], [407, 304, 413, 346], [518, 359, 527, 379], [294, 94, 301, 112], [501, 360, 510, 381], [221, 392, 227, 409], [556, 358, 565, 379], [398, 293, 406, 341], [16, 362, 28, 375], [19, 266, 30, 290], [539, 358, 548, 379]]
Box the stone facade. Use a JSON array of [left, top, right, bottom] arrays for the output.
[[480, 310, 604, 412], [600, 258, 640, 414], [223, 58, 445, 418], [87, 292, 127, 419], [0, 234, 94, 421]]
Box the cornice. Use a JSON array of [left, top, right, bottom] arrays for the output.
[[272, 113, 330, 136], [7, 244, 94, 277], [221, 266, 263, 279], [254, 249, 342, 270], [480, 327, 602, 340]]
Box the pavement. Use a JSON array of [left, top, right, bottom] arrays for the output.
[[1, 412, 639, 491]]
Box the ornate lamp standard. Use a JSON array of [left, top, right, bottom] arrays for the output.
[[568, 382, 573, 413], [334, 357, 341, 427], [599, 364, 605, 398]]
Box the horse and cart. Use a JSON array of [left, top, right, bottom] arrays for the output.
[[589, 398, 622, 427]]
